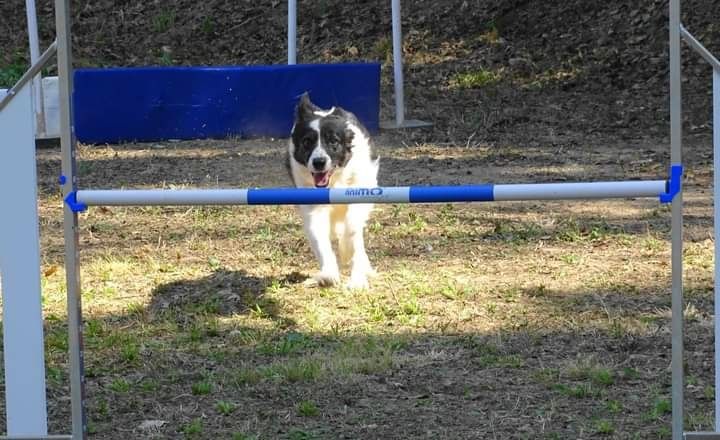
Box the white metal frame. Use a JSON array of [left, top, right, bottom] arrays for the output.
[[0, 1, 718, 439]]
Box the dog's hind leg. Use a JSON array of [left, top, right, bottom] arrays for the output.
[[300, 206, 340, 287], [343, 204, 375, 290]]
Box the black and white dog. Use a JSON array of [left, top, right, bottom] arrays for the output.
[[287, 93, 379, 289]]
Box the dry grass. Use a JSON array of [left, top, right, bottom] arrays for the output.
[[1, 133, 716, 439]]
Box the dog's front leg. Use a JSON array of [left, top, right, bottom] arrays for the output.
[[344, 204, 375, 290], [301, 206, 340, 287]]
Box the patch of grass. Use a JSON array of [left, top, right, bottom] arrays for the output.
[[606, 400, 622, 414], [400, 294, 422, 317], [287, 430, 318, 440], [216, 400, 236, 415], [232, 433, 258, 440], [0, 56, 25, 87], [645, 397, 672, 420], [109, 378, 131, 393], [622, 367, 640, 380], [686, 411, 714, 430], [262, 358, 322, 383], [656, 426, 671, 437], [153, 9, 176, 33], [120, 341, 140, 363], [297, 400, 320, 417], [594, 419, 615, 435], [233, 366, 263, 387], [521, 66, 584, 89], [201, 16, 214, 34], [533, 368, 560, 386], [191, 380, 213, 395], [373, 37, 392, 62], [591, 369, 614, 387], [140, 378, 159, 392], [560, 254, 580, 264], [46, 365, 64, 385], [476, 353, 523, 368], [440, 280, 472, 300], [182, 418, 203, 437], [479, 22, 500, 44], [94, 399, 110, 419], [46, 328, 69, 352], [489, 220, 544, 244], [553, 383, 597, 399], [705, 386, 715, 400], [568, 362, 615, 387], [159, 50, 173, 66], [451, 69, 502, 89], [258, 332, 313, 356]]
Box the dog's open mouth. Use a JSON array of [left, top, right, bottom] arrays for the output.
[[312, 171, 332, 188]]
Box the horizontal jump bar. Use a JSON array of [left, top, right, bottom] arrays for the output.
[[72, 180, 669, 208]]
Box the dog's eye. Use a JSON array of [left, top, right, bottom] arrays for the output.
[[302, 137, 314, 149]]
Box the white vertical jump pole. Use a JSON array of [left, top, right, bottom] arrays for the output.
[[0, 82, 48, 436], [24, 0, 45, 136], [382, 0, 431, 130], [390, 0, 405, 127], [288, 0, 297, 65]]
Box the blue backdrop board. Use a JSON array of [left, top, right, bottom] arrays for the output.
[[73, 63, 381, 144]]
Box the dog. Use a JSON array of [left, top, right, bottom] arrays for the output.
[[287, 93, 379, 289]]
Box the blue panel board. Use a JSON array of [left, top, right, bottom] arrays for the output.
[[73, 63, 380, 144]]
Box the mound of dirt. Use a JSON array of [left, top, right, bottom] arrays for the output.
[[1, 0, 718, 141]]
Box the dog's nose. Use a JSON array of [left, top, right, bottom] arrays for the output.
[[312, 157, 327, 170]]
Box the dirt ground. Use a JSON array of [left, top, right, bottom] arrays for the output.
[[3, 0, 720, 439]]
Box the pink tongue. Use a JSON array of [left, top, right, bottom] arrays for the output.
[[313, 172, 329, 187]]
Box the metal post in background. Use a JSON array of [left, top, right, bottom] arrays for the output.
[[24, 0, 45, 137], [288, 0, 297, 65], [380, 0, 432, 130], [54, 0, 87, 438], [669, 0, 684, 438], [390, 0, 404, 126]]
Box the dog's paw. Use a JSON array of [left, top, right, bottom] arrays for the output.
[[304, 271, 341, 288], [346, 273, 370, 290]]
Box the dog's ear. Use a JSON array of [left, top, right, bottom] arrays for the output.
[[296, 92, 320, 121]]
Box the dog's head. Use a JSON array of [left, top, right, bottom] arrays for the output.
[[290, 93, 360, 188]]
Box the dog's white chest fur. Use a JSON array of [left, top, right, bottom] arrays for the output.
[[287, 94, 379, 289]]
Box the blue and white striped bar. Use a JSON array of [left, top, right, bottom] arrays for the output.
[[74, 179, 668, 207]]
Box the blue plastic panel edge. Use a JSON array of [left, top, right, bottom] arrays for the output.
[[73, 63, 381, 144]]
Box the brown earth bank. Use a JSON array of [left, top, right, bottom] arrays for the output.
[[1, 1, 720, 439]]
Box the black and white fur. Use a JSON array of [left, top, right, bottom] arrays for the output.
[[287, 93, 379, 289]]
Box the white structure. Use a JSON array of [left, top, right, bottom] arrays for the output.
[[0, 74, 49, 439]]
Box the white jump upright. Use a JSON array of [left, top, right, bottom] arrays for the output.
[[0, 81, 48, 437], [287, 0, 297, 65], [24, 0, 46, 136], [380, 0, 432, 130]]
